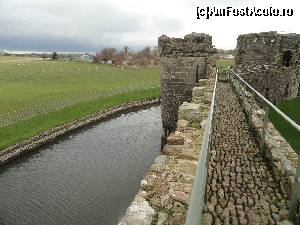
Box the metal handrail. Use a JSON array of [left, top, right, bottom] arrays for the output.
[[230, 70, 300, 222], [185, 69, 218, 225], [230, 70, 300, 133]]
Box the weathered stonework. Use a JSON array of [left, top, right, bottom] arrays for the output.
[[159, 33, 216, 136], [235, 31, 300, 104], [119, 77, 215, 225]]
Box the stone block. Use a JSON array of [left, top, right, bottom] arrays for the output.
[[199, 79, 209, 86], [201, 119, 208, 129], [151, 155, 168, 172], [192, 87, 205, 98], [157, 213, 168, 225], [177, 119, 189, 128], [169, 189, 190, 205], [178, 102, 201, 123], [167, 131, 185, 145], [118, 194, 155, 225], [163, 145, 184, 156]]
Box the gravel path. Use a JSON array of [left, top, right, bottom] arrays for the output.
[[202, 82, 290, 225]]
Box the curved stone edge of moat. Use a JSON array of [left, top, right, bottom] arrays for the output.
[[118, 78, 215, 225], [0, 97, 160, 167]]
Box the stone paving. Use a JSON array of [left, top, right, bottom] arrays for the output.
[[202, 82, 291, 225]]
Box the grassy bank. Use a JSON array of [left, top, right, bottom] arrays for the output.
[[216, 58, 235, 72], [0, 55, 160, 150], [0, 88, 160, 150], [0, 56, 160, 115], [269, 97, 300, 153]]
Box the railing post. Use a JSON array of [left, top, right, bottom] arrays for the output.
[[289, 154, 300, 222], [241, 83, 246, 108], [227, 70, 230, 82], [243, 83, 247, 105], [240, 82, 244, 100], [260, 105, 269, 157]]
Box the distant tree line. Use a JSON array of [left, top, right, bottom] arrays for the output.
[[95, 46, 159, 66], [215, 49, 236, 60], [4, 47, 160, 66], [216, 49, 235, 55]]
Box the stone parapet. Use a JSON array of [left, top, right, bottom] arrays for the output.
[[236, 31, 300, 67], [158, 33, 216, 58]]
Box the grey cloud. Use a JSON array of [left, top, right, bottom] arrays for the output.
[[0, 36, 96, 52], [0, 0, 184, 51]]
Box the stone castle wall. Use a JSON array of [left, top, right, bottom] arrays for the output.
[[159, 33, 216, 136], [235, 31, 300, 104]]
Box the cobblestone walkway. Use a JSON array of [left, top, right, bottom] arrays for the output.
[[202, 82, 290, 225]]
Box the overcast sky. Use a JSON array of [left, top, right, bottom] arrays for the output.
[[0, 0, 299, 52]]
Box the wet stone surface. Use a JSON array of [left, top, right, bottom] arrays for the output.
[[203, 82, 290, 225]]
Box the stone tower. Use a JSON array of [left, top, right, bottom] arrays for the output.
[[235, 31, 300, 104], [159, 33, 215, 137]]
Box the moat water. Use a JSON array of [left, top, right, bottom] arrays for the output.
[[0, 106, 162, 225]]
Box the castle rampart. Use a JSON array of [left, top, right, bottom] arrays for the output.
[[235, 31, 300, 103]]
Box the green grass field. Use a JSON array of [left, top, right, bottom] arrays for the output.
[[0, 56, 160, 115], [216, 58, 235, 72], [0, 56, 160, 150], [269, 97, 300, 153], [0, 55, 37, 64]]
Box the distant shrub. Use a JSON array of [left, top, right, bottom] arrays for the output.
[[52, 52, 58, 60]]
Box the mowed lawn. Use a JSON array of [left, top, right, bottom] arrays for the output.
[[269, 97, 300, 153], [0, 56, 160, 115], [0, 56, 160, 150]]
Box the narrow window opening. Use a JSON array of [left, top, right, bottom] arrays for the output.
[[284, 83, 290, 98], [196, 65, 199, 83], [283, 50, 292, 67]]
